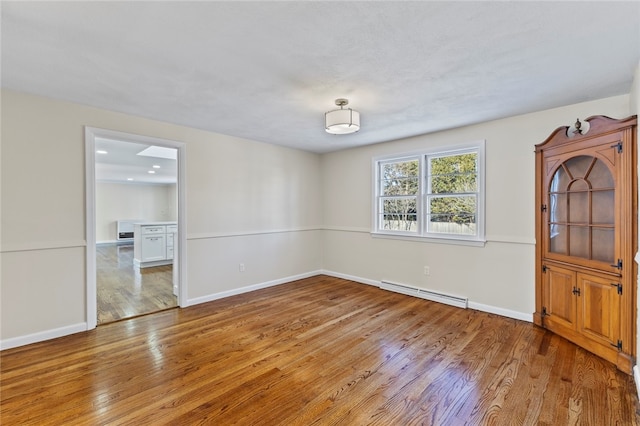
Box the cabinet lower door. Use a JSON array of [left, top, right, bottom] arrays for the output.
[[141, 235, 166, 262], [577, 272, 620, 348], [543, 265, 576, 331]]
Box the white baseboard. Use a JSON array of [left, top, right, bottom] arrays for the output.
[[321, 269, 532, 323], [468, 301, 532, 322], [186, 270, 324, 307], [0, 322, 87, 351], [634, 365, 640, 401], [320, 270, 379, 287]]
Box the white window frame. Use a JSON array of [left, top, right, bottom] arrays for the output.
[[372, 140, 486, 247]]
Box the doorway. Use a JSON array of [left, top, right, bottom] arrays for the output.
[[96, 242, 175, 323], [85, 127, 187, 330]]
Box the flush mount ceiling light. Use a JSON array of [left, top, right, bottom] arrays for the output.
[[325, 98, 360, 134]]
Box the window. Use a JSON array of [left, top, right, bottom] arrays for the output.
[[373, 141, 485, 245]]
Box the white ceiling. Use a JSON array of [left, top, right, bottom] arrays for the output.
[[95, 138, 177, 184], [2, 2, 639, 154]]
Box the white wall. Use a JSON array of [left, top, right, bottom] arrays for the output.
[[0, 89, 323, 345], [1, 87, 635, 348], [630, 61, 640, 371], [321, 94, 631, 320], [96, 182, 176, 243], [168, 183, 178, 222]]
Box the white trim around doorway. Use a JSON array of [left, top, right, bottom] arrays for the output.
[[84, 127, 187, 330]]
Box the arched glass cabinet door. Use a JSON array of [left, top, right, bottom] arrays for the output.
[[547, 154, 615, 264]]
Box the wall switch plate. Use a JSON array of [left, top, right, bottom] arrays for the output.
[[424, 266, 430, 276], [239, 263, 245, 272]]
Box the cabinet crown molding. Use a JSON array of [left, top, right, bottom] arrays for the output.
[[535, 115, 637, 152]]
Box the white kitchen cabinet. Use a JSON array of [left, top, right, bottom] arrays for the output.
[[141, 234, 166, 262], [166, 224, 177, 260], [133, 222, 177, 268]]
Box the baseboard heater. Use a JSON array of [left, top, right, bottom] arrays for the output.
[[380, 280, 468, 309], [116, 219, 144, 243]]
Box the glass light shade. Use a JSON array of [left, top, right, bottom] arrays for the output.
[[325, 108, 360, 134]]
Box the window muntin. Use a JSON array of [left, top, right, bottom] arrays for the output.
[[374, 142, 484, 243]]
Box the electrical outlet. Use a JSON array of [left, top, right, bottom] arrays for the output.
[[424, 266, 430, 276], [239, 263, 245, 272]]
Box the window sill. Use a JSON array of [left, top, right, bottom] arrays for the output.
[[371, 231, 486, 247]]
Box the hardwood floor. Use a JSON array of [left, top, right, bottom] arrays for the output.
[[2, 275, 638, 425], [97, 243, 177, 324]]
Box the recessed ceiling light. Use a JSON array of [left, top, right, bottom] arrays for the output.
[[148, 170, 156, 174], [96, 150, 108, 154], [152, 165, 161, 169], [127, 178, 134, 181]]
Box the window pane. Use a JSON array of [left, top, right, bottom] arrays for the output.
[[592, 227, 614, 263], [587, 158, 614, 189], [592, 190, 614, 224], [549, 193, 567, 223], [566, 155, 593, 180], [427, 196, 476, 235], [568, 190, 589, 223], [429, 153, 477, 194], [550, 224, 567, 254], [381, 198, 417, 232], [380, 160, 418, 196], [569, 226, 589, 258], [550, 166, 571, 192]]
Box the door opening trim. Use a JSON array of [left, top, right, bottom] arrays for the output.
[[84, 127, 187, 330]]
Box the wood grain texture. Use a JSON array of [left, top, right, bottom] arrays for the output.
[[2, 275, 638, 425], [97, 243, 176, 324]]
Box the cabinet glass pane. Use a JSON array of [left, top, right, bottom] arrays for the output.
[[569, 226, 589, 258], [592, 190, 614, 224], [549, 193, 567, 223], [566, 156, 592, 179], [569, 179, 588, 191], [587, 158, 614, 189], [546, 153, 618, 263], [568, 191, 589, 223], [550, 224, 567, 254], [592, 228, 614, 263], [550, 166, 570, 190]]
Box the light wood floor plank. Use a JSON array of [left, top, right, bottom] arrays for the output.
[[97, 244, 176, 324], [2, 275, 638, 425]]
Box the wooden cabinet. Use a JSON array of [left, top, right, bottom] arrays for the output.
[[543, 264, 621, 352], [535, 115, 637, 374]]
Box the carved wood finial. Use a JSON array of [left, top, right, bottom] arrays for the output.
[[573, 118, 582, 135]]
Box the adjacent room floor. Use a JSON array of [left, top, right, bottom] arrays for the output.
[[96, 243, 177, 324]]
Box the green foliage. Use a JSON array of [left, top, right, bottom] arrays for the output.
[[429, 153, 477, 224], [430, 153, 477, 194], [429, 196, 476, 224]]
